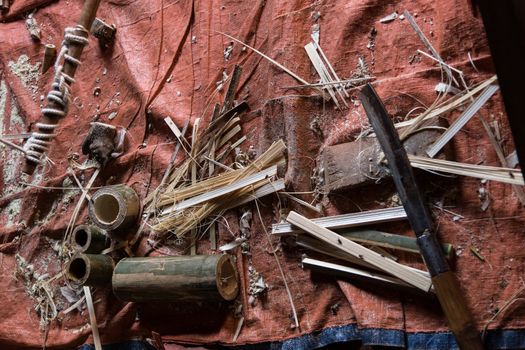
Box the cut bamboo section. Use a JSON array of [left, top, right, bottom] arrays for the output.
[[286, 211, 433, 292], [339, 229, 454, 259], [112, 255, 239, 302], [302, 257, 415, 290], [272, 206, 407, 236], [409, 155, 524, 185]]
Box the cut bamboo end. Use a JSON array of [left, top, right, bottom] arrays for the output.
[[71, 225, 110, 254], [66, 253, 114, 287], [42, 44, 57, 74], [89, 185, 140, 238], [112, 254, 239, 302]]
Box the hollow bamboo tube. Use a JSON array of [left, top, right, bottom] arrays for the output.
[[88, 185, 140, 239], [71, 225, 110, 254], [66, 253, 114, 286], [112, 255, 239, 302]]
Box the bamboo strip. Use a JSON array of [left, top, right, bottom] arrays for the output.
[[311, 36, 349, 98], [409, 155, 524, 185], [233, 179, 285, 207], [286, 211, 433, 291], [296, 234, 431, 278], [153, 140, 287, 235], [427, 84, 499, 158], [218, 125, 242, 148], [393, 76, 498, 130], [84, 287, 102, 350], [304, 43, 340, 108], [217, 32, 327, 98], [280, 192, 321, 213], [161, 165, 277, 215], [404, 10, 458, 87], [339, 229, 454, 259], [272, 206, 407, 236], [302, 257, 415, 289]]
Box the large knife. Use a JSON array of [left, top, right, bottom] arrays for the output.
[[360, 84, 483, 350]]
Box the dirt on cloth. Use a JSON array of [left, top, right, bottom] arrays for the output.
[[0, 0, 524, 349]]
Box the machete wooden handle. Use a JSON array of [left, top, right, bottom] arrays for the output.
[[432, 271, 484, 349]]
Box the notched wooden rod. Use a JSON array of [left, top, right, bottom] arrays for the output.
[[23, 0, 102, 174]]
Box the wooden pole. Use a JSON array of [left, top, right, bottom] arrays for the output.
[[23, 0, 102, 174], [112, 255, 239, 302]]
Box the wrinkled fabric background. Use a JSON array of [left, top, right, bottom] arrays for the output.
[[1, 0, 525, 349]]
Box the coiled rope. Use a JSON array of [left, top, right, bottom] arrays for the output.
[[24, 25, 89, 164]]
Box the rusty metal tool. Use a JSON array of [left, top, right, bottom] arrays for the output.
[[360, 83, 483, 350]]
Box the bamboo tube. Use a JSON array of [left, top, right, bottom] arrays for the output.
[[112, 255, 239, 302], [70, 225, 110, 254], [66, 253, 114, 286], [89, 185, 140, 239]]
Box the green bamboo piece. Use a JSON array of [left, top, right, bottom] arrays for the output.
[[66, 253, 114, 286], [339, 229, 454, 259], [88, 184, 140, 239], [70, 225, 110, 254], [112, 254, 239, 302]]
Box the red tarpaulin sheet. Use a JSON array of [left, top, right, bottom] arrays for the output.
[[1, 0, 524, 349]]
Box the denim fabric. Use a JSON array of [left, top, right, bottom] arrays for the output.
[[77, 327, 525, 349]]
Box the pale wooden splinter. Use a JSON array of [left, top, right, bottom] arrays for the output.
[[286, 211, 433, 292]]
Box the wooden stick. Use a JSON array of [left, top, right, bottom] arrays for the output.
[[161, 165, 277, 215], [272, 207, 407, 236], [427, 84, 499, 158], [286, 211, 433, 291], [409, 155, 524, 185], [302, 257, 414, 289], [84, 287, 102, 350]]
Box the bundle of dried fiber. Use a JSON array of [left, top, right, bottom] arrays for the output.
[[150, 140, 287, 237]]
